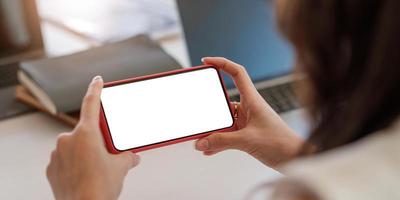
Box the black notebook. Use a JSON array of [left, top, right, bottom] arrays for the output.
[[19, 35, 181, 114]]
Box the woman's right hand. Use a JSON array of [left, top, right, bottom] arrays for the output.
[[195, 57, 304, 169]]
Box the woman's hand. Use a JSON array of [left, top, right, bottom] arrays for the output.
[[46, 76, 140, 200], [195, 57, 304, 169]]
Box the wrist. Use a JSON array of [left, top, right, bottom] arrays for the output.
[[276, 132, 304, 166], [249, 129, 304, 170], [72, 182, 117, 200], [74, 190, 114, 200]]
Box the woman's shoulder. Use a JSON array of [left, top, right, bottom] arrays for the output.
[[282, 118, 400, 200]]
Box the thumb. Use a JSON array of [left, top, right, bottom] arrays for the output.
[[80, 76, 103, 123], [118, 152, 141, 170], [195, 131, 244, 152]]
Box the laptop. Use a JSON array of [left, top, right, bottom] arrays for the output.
[[177, 0, 299, 113], [0, 0, 44, 119]]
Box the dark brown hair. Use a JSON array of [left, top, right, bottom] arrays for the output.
[[276, 0, 400, 153]]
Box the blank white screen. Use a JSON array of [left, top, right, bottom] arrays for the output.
[[101, 68, 233, 151]]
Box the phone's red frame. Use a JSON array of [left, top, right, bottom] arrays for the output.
[[99, 65, 236, 154]]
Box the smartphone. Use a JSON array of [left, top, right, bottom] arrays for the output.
[[99, 65, 235, 153]]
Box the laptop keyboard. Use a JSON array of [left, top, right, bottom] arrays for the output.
[[230, 82, 299, 113]]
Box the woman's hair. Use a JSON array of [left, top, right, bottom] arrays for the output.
[[276, 0, 400, 153]]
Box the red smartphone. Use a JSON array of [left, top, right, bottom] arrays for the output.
[[99, 65, 235, 153]]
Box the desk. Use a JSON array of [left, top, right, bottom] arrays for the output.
[[0, 26, 309, 199]]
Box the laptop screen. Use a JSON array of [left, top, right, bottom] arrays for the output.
[[177, 0, 294, 88]]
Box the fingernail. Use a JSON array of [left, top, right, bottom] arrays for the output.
[[196, 139, 210, 151], [92, 75, 103, 83], [201, 57, 207, 63]]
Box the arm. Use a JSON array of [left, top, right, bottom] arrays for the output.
[[195, 57, 304, 169]]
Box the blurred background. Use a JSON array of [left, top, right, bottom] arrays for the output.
[[0, 0, 185, 120], [0, 1, 307, 199], [1, 0, 180, 56], [0, 0, 295, 119]]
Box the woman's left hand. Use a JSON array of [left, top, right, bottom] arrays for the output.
[[46, 76, 140, 200]]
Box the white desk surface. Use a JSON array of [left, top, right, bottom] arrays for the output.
[[0, 25, 309, 199]]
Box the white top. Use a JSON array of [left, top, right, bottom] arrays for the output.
[[283, 118, 400, 200]]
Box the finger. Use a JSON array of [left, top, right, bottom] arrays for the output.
[[80, 76, 103, 123], [46, 150, 58, 181], [46, 162, 54, 182], [119, 152, 141, 170], [202, 57, 258, 100], [203, 150, 223, 156], [195, 131, 243, 152], [56, 133, 71, 150], [50, 149, 57, 161], [57, 132, 72, 140]]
